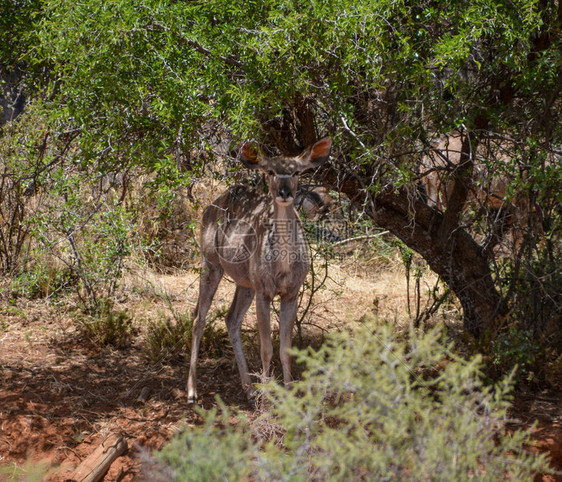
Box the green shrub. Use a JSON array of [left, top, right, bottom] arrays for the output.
[[77, 300, 135, 347], [489, 324, 541, 383], [30, 167, 133, 312], [144, 307, 230, 363], [0, 460, 50, 482], [199, 306, 231, 359], [144, 312, 193, 363], [155, 403, 255, 482], [155, 321, 551, 481], [10, 259, 75, 300]]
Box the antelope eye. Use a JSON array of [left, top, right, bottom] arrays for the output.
[[267, 170, 275, 176]]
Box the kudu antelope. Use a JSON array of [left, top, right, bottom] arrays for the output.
[[295, 185, 334, 220], [419, 132, 509, 212], [187, 137, 333, 402], [418, 131, 544, 251]]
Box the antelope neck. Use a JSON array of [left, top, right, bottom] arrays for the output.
[[272, 201, 302, 269], [272, 200, 298, 226]]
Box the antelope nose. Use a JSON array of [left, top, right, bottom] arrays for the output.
[[279, 186, 292, 200]]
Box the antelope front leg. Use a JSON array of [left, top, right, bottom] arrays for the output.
[[255, 293, 273, 384], [187, 261, 222, 403], [279, 297, 298, 386], [225, 286, 255, 399]]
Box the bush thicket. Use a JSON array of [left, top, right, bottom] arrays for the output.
[[154, 320, 551, 481]]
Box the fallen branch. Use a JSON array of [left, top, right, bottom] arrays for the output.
[[72, 433, 128, 482]]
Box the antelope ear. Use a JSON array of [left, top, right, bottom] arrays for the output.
[[298, 137, 332, 171], [239, 143, 263, 169]]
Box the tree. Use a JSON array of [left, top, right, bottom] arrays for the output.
[[0, 0, 42, 124], [14, 0, 562, 335]]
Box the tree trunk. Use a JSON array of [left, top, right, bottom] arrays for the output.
[[281, 122, 504, 336], [318, 136, 506, 336], [373, 187, 506, 336]]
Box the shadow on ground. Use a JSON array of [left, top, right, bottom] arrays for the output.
[[0, 318, 254, 481]]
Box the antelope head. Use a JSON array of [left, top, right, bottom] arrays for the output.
[[240, 137, 333, 207]]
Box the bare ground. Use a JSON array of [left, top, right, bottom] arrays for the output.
[[1, 260, 561, 481]]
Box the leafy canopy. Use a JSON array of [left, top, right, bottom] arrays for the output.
[[32, 0, 556, 164]]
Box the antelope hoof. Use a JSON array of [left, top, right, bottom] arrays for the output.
[[246, 387, 257, 406], [187, 392, 198, 404]]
